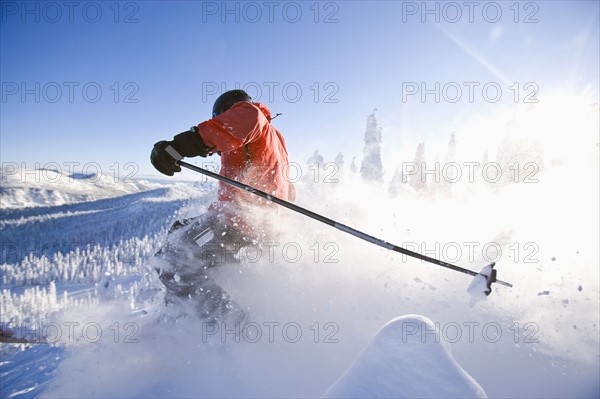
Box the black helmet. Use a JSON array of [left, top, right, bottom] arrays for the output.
[[212, 90, 252, 117]]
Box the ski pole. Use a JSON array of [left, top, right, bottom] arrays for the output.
[[170, 154, 512, 294]]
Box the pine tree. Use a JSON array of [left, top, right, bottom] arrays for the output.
[[307, 150, 324, 168], [334, 152, 345, 183], [360, 109, 384, 183], [305, 150, 324, 185], [445, 132, 457, 164], [350, 156, 358, 174], [389, 167, 408, 197], [440, 132, 458, 195], [411, 142, 427, 192]]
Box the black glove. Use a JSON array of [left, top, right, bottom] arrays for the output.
[[151, 141, 181, 176], [151, 127, 212, 176]]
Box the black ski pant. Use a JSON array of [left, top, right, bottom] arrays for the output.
[[154, 210, 247, 321]]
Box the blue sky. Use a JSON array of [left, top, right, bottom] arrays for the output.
[[1, 1, 598, 179]]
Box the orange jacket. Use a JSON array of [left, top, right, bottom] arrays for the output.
[[196, 101, 295, 223]]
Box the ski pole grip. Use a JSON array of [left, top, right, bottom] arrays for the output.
[[165, 145, 183, 161]]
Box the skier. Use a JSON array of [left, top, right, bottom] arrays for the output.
[[150, 89, 295, 322]]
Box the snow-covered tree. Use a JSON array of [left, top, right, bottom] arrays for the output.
[[334, 152, 344, 170], [439, 132, 458, 196], [389, 167, 409, 197], [360, 109, 384, 183], [350, 156, 358, 174], [305, 150, 325, 184], [307, 150, 324, 168], [334, 152, 345, 183], [445, 132, 457, 164], [411, 142, 427, 192]]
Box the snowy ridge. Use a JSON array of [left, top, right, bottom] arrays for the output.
[[1, 168, 164, 209]]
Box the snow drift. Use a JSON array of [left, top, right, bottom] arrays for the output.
[[324, 314, 487, 398]]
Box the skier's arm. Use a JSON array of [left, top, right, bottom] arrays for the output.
[[195, 102, 266, 154], [150, 102, 265, 176]]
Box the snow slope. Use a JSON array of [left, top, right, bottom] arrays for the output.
[[2, 164, 594, 398], [2, 161, 599, 398]]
